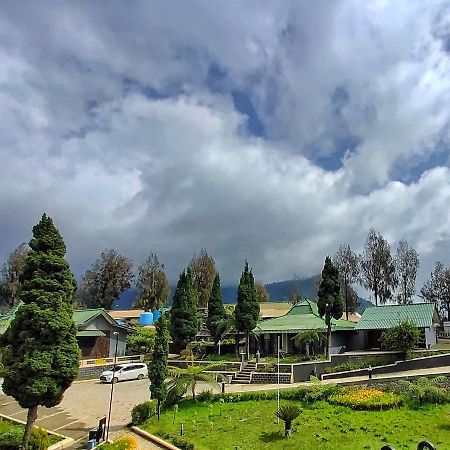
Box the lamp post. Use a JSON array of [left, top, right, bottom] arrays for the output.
[[106, 331, 119, 441], [277, 334, 280, 424]]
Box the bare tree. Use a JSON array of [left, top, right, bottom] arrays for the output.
[[81, 249, 134, 309], [135, 253, 170, 311], [359, 229, 397, 306], [255, 282, 269, 303], [421, 261, 450, 320], [394, 239, 419, 305], [334, 244, 359, 319], [0, 244, 29, 307], [288, 273, 302, 305], [189, 249, 216, 307]]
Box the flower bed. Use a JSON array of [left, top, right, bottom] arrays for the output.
[[329, 388, 402, 410]]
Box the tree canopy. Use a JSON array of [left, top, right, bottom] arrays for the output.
[[149, 313, 169, 419], [0, 243, 29, 307], [1, 214, 80, 449], [135, 253, 170, 311], [189, 249, 216, 307], [359, 228, 397, 306], [170, 269, 198, 350], [317, 256, 343, 357], [421, 261, 450, 320], [255, 282, 270, 303], [394, 239, 419, 305], [81, 249, 134, 309], [206, 273, 227, 345], [234, 261, 259, 358], [334, 243, 359, 318]]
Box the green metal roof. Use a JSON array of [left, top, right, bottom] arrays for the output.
[[254, 300, 356, 334], [355, 303, 438, 330], [73, 308, 106, 326], [76, 330, 106, 337]]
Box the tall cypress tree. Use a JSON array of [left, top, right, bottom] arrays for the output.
[[149, 313, 169, 419], [206, 273, 226, 349], [170, 269, 198, 351], [1, 214, 80, 449], [235, 261, 260, 359], [317, 256, 344, 357]]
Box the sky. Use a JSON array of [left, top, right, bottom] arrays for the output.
[[1, 1, 450, 297]]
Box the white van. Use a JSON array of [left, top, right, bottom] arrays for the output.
[[100, 363, 148, 383]]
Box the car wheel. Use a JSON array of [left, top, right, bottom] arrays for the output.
[[112, 377, 118, 384], [137, 374, 144, 380]]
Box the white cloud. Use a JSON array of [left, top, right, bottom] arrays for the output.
[[0, 1, 450, 294]]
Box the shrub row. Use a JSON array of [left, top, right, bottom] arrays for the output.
[[324, 356, 396, 374], [329, 388, 402, 411], [0, 421, 52, 450]]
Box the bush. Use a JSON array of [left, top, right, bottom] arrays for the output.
[[329, 388, 402, 410], [126, 325, 156, 355], [324, 356, 396, 374], [197, 390, 215, 402], [158, 432, 195, 450], [131, 400, 157, 425], [380, 320, 420, 359], [0, 422, 23, 450], [100, 435, 137, 450], [28, 427, 51, 450], [395, 377, 450, 406]]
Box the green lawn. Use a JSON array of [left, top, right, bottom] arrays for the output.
[[144, 400, 450, 450]]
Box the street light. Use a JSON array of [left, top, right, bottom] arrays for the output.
[[106, 331, 119, 441]]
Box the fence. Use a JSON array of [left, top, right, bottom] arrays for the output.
[[79, 354, 144, 368]]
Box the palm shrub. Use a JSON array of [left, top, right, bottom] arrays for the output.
[[166, 364, 225, 401], [275, 404, 301, 438], [398, 376, 448, 406], [294, 330, 324, 357]]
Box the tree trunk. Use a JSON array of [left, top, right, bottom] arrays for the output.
[[246, 331, 250, 360], [192, 383, 196, 401], [235, 331, 240, 355], [21, 405, 38, 450], [157, 399, 161, 421], [344, 281, 349, 320], [325, 323, 332, 358], [305, 343, 310, 358], [285, 421, 292, 438]]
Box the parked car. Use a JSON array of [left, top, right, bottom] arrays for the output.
[[100, 363, 148, 383]]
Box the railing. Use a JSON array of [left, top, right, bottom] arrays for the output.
[[79, 354, 144, 368], [381, 441, 435, 450]]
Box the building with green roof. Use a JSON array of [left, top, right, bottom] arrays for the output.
[[253, 300, 359, 355], [1, 305, 130, 359], [355, 302, 439, 349]]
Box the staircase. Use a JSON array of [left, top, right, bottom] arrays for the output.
[[231, 361, 257, 384]]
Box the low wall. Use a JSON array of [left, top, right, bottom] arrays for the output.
[[251, 372, 292, 384], [168, 360, 242, 371], [78, 364, 115, 379], [322, 353, 450, 381]]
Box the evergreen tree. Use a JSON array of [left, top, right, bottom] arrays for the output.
[[149, 313, 169, 419], [135, 253, 170, 311], [234, 261, 260, 359], [317, 256, 344, 358], [206, 273, 226, 348], [170, 269, 198, 351], [1, 214, 80, 449]]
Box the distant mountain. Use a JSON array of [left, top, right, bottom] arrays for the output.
[[114, 276, 373, 315]]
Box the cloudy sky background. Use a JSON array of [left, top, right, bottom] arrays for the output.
[[1, 1, 450, 298]]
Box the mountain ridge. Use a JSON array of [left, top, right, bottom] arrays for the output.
[[115, 275, 373, 315]]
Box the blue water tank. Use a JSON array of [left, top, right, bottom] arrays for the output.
[[116, 319, 125, 326], [140, 311, 154, 326], [153, 309, 160, 322]]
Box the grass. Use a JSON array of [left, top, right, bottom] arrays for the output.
[[143, 399, 450, 450], [0, 419, 61, 449]]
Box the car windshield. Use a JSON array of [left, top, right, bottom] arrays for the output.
[[111, 365, 123, 371]]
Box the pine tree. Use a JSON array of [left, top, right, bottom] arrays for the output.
[[1, 214, 80, 449], [170, 269, 198, 351], [206, 273, 226, 348], [317, 256, 344, 358], [235, 261, 260, 359], [149, 313, 169, 419]]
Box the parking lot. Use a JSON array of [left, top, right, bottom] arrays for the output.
[[0, 377, 152, 448]]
